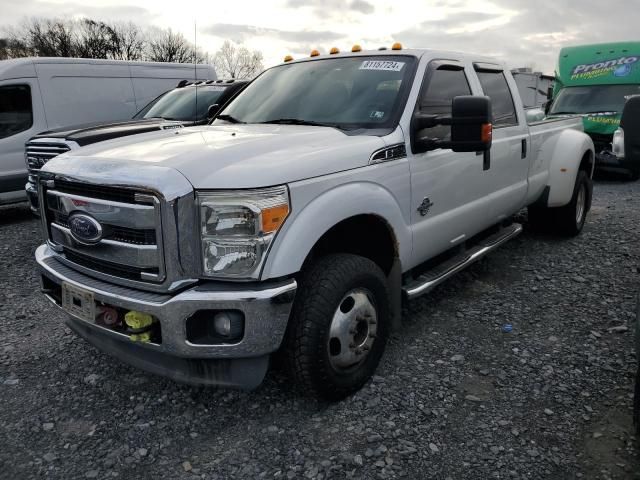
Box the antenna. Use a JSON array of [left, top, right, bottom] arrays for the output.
[[194, 21, 197, 123]]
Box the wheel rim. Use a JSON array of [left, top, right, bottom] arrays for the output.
[[575, 183, 586, 224], [327, 289, 378, 371]]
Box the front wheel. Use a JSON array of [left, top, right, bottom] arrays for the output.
[[285, 254, 390, 400]]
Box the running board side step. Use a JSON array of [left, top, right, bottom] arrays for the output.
[[403, 223, 523, 300]]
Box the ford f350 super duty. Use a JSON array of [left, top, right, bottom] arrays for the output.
[[35, 45, 595, 400]]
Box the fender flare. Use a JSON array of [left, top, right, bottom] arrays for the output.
[[546, 129, 594, 207], [261, 181, 411, 280]]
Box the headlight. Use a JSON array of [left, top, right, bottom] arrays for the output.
[[612, 127, 625, 158], [197, 186, 290, 278]]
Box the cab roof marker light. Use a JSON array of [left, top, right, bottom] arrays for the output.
[[352, 44, 362, 52], [284, 55, 294, 62], [310, 49, 320, 57], [329, 47, 340, 54], [378, 47, 387, 51], [392, 42, 403, 50]]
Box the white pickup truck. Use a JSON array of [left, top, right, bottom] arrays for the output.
[[35, 46, 594, 400]]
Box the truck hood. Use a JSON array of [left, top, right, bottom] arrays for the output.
[[46, 125, 388, 189], [31, 119, 190, 146]]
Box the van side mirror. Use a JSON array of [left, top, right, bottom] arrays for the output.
[[207, 104, 221, 120], [412, 95, 492, 153]]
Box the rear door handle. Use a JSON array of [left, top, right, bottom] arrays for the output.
[[521, 139, 527, 159]]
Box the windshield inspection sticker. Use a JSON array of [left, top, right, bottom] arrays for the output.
[[360, 60, 405, 72]]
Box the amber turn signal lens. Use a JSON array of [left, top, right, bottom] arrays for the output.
[[262, 204, 290, 233], [481, 123, 493, 143]]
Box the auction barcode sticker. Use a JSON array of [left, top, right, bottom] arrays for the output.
[[359, 60, 405, 72]]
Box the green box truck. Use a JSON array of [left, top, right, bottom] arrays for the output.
[[549, 41, 640, 179]]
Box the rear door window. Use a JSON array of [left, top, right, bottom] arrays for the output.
[[0, 85, 33, 139], [476, 70, 518, 127]]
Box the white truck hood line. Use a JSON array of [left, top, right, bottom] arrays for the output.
[[47, 124, 388, 189]]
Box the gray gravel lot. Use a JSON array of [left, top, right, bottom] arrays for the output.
[[0, 179, 639, 480]]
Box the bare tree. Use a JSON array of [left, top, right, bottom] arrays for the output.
[[75, 19, 119, 59], [19, 18, 76, 57], [112, 22, 145, 61], [214, 41, 264, 79], [146, 27, 194, 63]]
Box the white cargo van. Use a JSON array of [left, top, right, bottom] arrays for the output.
[[0, 57, 215, 205]]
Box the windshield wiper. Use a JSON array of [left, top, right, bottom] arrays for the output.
[[216, 114, 244, 124], [260, 118, 345, 129]]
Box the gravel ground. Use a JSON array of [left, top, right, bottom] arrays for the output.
[[0, 179, 638, 480]]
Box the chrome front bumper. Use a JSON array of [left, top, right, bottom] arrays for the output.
[[36, 244, 297, 388]]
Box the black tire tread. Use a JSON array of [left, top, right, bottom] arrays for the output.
[[285, 254, 389, 400]]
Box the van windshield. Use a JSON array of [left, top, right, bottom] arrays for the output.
[[550, 84, 640, 115], [134, 86, 229, 121], [0, 85, 33, 139], [217, 55, 416, 131]]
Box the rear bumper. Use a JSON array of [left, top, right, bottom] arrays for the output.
[[36, 244, 297, 388]]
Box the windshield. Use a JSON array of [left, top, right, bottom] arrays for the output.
[[217, 55, 416, 130], [550, 84, 640, 115], [134, 86, 229, 121]]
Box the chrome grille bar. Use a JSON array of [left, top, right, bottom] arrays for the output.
[[26, 140, 70, 172], [44, 185, 165, 283]]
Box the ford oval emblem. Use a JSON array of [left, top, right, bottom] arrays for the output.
[[68, 213, 103, 244]]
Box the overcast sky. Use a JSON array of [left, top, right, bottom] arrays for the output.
[[0, 0, 635, 73]]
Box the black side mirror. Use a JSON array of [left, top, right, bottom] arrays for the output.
[[412, 96, 492, 153], [207, 104, 221, 120], [620, 95, 640, 164], [449, 96, 492, 152]]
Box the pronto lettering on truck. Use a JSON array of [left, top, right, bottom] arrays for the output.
[[550, 41, 640, 179], [35, 43, 595, 400], [571, 56, 640, 80]]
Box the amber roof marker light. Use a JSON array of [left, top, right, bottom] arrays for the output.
[[283, 55, 293, 62], [391, 42, 403, 50], [351, 44, 362, 52], [329, 47, 340, 54], [310, 49, 320, 57]]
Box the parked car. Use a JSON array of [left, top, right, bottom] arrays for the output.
[[0, 57, 215, 205], [620, 97, 640, 434], [635, 294, 639, 436], [550, 42, 640, 179], [34, 45, 594, 400], [25, 79, 249, 213]]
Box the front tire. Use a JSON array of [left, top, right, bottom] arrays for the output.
[[285, 254, 390, 400]]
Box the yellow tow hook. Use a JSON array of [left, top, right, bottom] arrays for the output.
[[124, 311, 154, 343]]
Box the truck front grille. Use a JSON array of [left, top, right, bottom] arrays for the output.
[[43, 180, 165, 284], [26, 141, 71, 172]]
